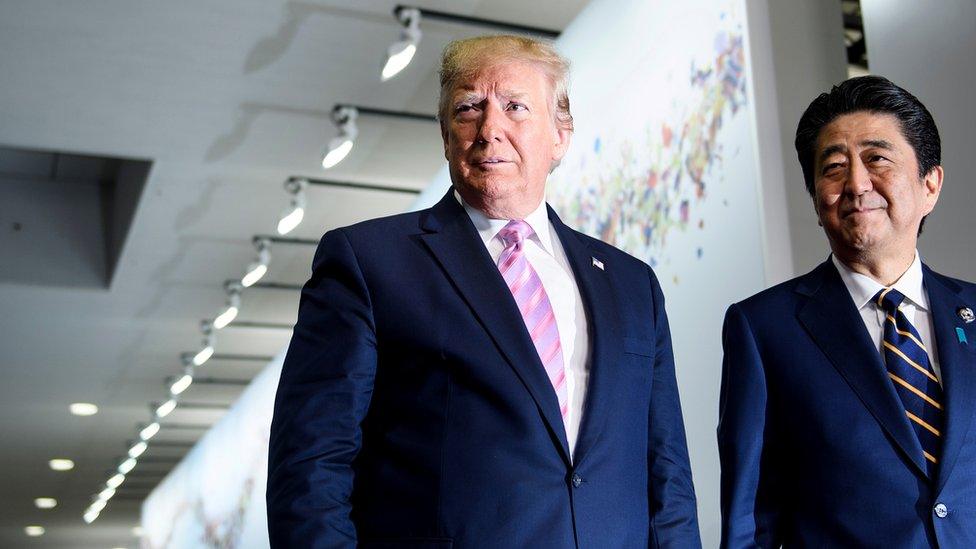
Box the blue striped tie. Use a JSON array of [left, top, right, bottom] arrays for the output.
[[874, 287, 943, 477]]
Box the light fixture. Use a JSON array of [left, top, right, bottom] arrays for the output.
[[98, 487, 116, 501], [34, 498, 57, 509], [382, 7, 421, 81], [139, 421, 160, 441], [106, 473, 125, 489], [276, 179, 308, 235], [191, 321, 215, 366], [70, 402, 99, 416], [155, 398, 178, 419], [83, 509, 99, 524], [89, 499, 107, 513], [49, 459, 74, 471], [213, 281, 242, 329], [241, 238, 271, 288], [118, 457, 137, 474], [25, 526, 45, 537], [169, 371, 193, 396], [321, 106, 358, 169], [127, 441, 148, 459]]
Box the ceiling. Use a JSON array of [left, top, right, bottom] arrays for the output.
[[0, 0, 589, 546]]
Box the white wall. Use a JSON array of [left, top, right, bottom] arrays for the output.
[[861, 0, 976, 280]]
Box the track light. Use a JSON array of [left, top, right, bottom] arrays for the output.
[[118, 457, 137, 474], [98, 487, 116, 501], [213, 281, 242, 329], [322, 106, 358, 169], [382, 7, 421, 81], [127, 441, 148, 459], [191, 321, 214, 366], [276, 179, 308, 236], [106, 473, 125, 489], [139, 421, 160, 441], [89, 499, 107, 513], [83, 509, 99, 524], [242, 238, 271, 288], [155, 398, 178, 419]]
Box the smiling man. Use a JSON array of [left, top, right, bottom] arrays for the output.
[[718, 76, 976, 547], [267, 35, 701, 548]]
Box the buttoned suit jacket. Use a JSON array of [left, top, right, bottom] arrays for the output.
[[718, 258, 976, 548], [267, 190, 701, 549]]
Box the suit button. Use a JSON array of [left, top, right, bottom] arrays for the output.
[[934, 503, 948, 518], [571, 473, 582, 488]]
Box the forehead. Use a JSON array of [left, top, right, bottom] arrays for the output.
[[816, 111, 909, 155], [452, 59, 551, 97]]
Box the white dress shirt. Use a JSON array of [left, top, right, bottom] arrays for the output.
[[456, 192, 591, 458], [833, 251, 942, 383]]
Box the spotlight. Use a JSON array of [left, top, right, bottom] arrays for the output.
[[127, 441, 147, 459], [83, 509, 99, 524], [321, 106, 358, 169], [70, 402, 99, 416], [155, 398, 178, 418], [213, 281, 242, 329], [98, 487, 116, 501], [118, 457, 137, 474], [139, 421, 160, 441], [382, 7, 421, 81], [49, 459, 74, 471], [34, 498, 57, 509], [89, 499, 107, 513], [276, 179, 308, 236], [25, 526, 45, 537], [242, 238, 271, 288], [192, 321, 215, 366], [106, 473, 125, 489], [169, 369, 194, 396]]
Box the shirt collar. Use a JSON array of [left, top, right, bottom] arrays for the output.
[[831, 251, 928, 311], [454, 190, 555, 256]]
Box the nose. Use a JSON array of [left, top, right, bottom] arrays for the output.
[[475, 103, 504, 144], [846, 156, 873, 195]]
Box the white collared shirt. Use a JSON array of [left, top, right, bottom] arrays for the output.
[[455, 191, 591, 458], [832, 252, 942, 383]]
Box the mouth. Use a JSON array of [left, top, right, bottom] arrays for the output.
[[842, 206, 884, 218], [472, 157, 511, 167]]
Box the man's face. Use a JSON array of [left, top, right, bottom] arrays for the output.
[[442, 60, 571, 219], [813, 111, 942, 262]]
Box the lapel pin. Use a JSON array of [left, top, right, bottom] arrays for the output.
[[957, 327, 969, 345], [591, 257, 604, 271], [959, 307, 975, 323]]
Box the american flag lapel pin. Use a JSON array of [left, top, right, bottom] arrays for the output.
[[591, 257, 604, 271]]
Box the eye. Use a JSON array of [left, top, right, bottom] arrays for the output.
[[821, 162, 845, 176], [868, 154, 889, 163], [507, 102, 528, 112]]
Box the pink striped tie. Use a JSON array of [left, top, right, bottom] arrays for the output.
[[497, 220, 568, 420]]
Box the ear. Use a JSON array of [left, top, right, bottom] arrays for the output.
[[921, 165, 944, 215], [550, 124, 572, 164]]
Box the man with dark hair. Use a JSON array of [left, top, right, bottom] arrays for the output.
[[719, 75, 976, 547]]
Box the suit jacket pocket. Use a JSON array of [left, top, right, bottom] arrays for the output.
[[622, 336, 655, 358], [359, 539, 453, 549]]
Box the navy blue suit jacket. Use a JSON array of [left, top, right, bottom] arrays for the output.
[[719, 258, 976, 548], [267, 191, 701, 548]]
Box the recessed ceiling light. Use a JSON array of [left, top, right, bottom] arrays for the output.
[[25, 525, 45, 536], [48, 458, 74, 471], [69, 402, 99, 416], [34, 497, 57, 509]]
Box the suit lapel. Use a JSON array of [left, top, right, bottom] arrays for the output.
[[925, 266, 976, 494], [418, 192, 571, 464], [796, 260, 929, 477], [547, 206, 623, 464]]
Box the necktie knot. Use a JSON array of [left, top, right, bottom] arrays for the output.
[[874, 287, 907, 313], [498, 219, 533, 248]]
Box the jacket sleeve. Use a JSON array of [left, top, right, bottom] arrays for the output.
[[646, 269, 703, 548], [717, 303, 782, 548], [267, 228, 377, 549]]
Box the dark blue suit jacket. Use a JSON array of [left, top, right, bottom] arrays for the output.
[[267, 191, 701, 548], [718, 258, 976, 548]]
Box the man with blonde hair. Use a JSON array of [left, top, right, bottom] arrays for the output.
[[268, 34, 701, 548]]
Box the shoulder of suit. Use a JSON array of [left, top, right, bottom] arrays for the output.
[[326, 208, 427, 241]]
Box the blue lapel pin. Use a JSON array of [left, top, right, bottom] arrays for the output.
[[956, 327, 969, 345], [591, 257, 604, 271]]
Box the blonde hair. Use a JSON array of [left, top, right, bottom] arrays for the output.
[[438, 35, 573, 131]]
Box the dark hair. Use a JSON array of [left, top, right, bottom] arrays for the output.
[[794, 75, 941, 197]]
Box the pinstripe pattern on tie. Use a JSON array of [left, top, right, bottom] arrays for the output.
[[497, 220, 568, 420], [875, 287, 943, 477]]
